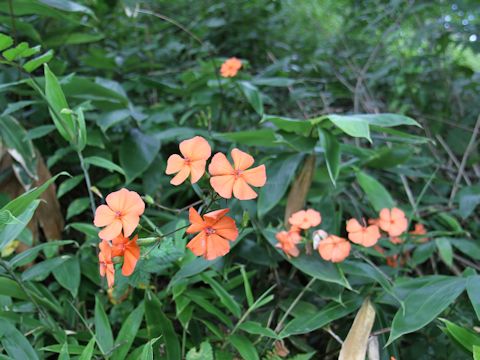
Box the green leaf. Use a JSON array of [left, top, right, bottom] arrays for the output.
[[66, 197, 90, 219], [38, 0, 95, 16], [251, 77, 295, 87], [2, 171, 68, 218], [264, 228, 349, 288], [25, 124, 56, 140], [111, 303, 145, 360], [258, 154, 303, 217], [59, 342, 70, 360], [140, 341, 153, 360], [119, 129, 160, 183], [44, 64, 75, 142], [21, 255, 71, 281], [467, 276, 480, 320], [475, 345, 480, 360], [57, 175, 84, 199], [215, 129, 277, 147], [387, 277, 466, 345], [279, 295, 362, 338], [441, 319, 480, 353], [0, 33, 13, 51], [52, 256, 81, 297], [0, 200, 39, 251], [457, 184, 480, 219], [95, 296, 114, 355], [356, 171, 395, 211], [0, 277, 27, 300], [436, 238, 453, 267], [238, 81, 263, 115], [186, 341, 213, 360], [229, 334, 258, 360], [145, 291, 180, 360], [240, 266, 254, 308], [0, 115, 37, 177], [352, 113, 420, 128], [262, 114, 312, 135], [326, 114, 371, 142], [78, 338, 95, 360], [318, 128, 340, 186], [84, 156, 125, 176], [0, 319, 39, 360], [238, 321, 278, 338], [23, 49, 54, 72], [201, 274, 241, 318], [2, 42, 29, 61]]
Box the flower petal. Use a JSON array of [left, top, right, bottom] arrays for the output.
[[213, 216, 238, 241], [346, 218, 362, 233], [190, 160, 206, 184], [209, 152, 234, 175], [241, 165, 266, 187], [231, 148, 254, 171], [205, 233, 231, 260], [210, 175, 235, 199], [391, 207, 406, 220], [122, 237, 140, 276], [106, 188, 128, 213], [94, 205, 116, 227], [180, 136, 211, 160], [204, 208, 230, 223], [123, 190, 145, 215], [187, 231, 207, 257], [166, 154, 185, 174], [121, 213, 140, 237], [170, 166, 190, 186], [363, 225, 381, 247], [187, 207, 204, 234], [106, 266, 115, 288], [99, 219, 123, 240], [233, 177, 257, 200]]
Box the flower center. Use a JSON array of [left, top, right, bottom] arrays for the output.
[[233, 169, 243, 178], [115, 211, 122, 218], [184, 157, 191, 165], [205, 226, 216, 235]]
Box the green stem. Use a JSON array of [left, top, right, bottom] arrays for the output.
[[77, 151, 96, 215]]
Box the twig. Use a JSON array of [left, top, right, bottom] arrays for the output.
[[435, 134, 471, 185], [78, 151, 96, 215], [324, 326, 344, 345], [449, 114, 480, 206]]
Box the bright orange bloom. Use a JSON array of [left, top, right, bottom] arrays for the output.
[[166, 136, 211, 185], [112, 234, 140, 276], [378, 208, 408, 237], [99, 240, 115, 288], [186, 207, 238, 260], [318, 235, 351, 263], [275, 229, 302, 258], [94, 188, 145, 241], [209, 148, 266, 200], [410, 223, 428, 243], [220, 57, 242, 77], [346, 218, 381, 247], [288, 209, 321, 230]]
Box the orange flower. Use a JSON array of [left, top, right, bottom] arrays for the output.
[[186, 207, 238, 260], [346, 218, 381, 247], [410, 223, 428, 243], [318, 235, 351, 263], [209, 148, 266, 200], [166, 136, 211, 185], [386, 254, 399, 268], [220, 57, 242, 77], [112, 234, 140, 276], [94, 188, 145, 241], [378, 208, 408, 237], [99, 240, 115, 288], [275, 229, 302, 258], [288, 209, 321, 230]]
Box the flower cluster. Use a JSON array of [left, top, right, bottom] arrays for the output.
[[166, 136, 267, 201], [220, 57, 242, 77], [94, 188, 145, 288], [275, 206, 427, 264]]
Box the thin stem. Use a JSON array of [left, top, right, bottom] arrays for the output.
[[274, 278, 315, 333], [77, 151, 96, 215]]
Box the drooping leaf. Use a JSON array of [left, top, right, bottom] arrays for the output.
[[318, 127, 341, 186], [356, 171, 395, 211], [229, 334, 259, 360], [52, 256, 81, 297], [0, 319, 39, 360], [95, 296, 114, 355], [111, 303, 144, 360]]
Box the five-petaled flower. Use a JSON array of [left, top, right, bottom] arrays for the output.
[[346, 218, 381, 247], [112, 234, 140, 276], [275, 229, 302, 258], [220, 57, 242, 77], [378, 207, 408, 237], [99, 240, 115, 288], [318, 235, 351, 263], [288, 209, 321, 230], [94, 188, 145, 240], [186, 207, 239, 260], [209, 148, 266, 200], [166, 136, 212, 185]]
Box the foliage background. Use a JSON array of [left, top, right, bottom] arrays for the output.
[[0, 0, 479, 359]]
